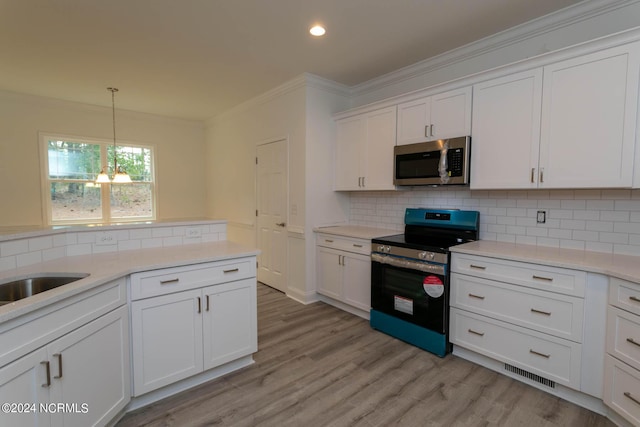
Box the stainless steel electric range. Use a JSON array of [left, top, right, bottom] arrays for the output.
[[370, 208, 479, 357]]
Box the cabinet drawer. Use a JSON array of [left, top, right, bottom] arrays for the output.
[[609, 277, 640, 316], [316, 234, 370, 256], [604, 355, 640, 426], [452, 253, 585, 297], [607, 306, 640, 371], [451, 273, 584, 342], [130, 257, 255, 300], [450, 308, 581, 388]]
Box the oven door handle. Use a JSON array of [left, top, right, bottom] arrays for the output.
[[371, 253, 445, 275]]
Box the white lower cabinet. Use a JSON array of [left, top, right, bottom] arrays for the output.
[[316, 234, 371, 313], [0, 305, 130, 427], [130, 259, 257, 396], [604, 278, 640, 425], [451, 253, 590, 392]]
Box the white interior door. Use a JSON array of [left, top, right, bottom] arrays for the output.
[[256, 139, 287, 292]]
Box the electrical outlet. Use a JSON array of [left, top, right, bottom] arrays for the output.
[[95, 232, 117, 246], [536, 210, 546, 224], [185, 227, 202, 239]]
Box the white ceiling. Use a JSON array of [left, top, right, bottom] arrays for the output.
[[0, 0, 584, 120]]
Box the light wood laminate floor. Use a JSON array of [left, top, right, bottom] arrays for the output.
[[117, 284, 614, 427]]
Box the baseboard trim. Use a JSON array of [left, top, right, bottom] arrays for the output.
[[125, 355, 254, 412]]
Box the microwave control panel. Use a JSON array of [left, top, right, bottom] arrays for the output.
[[447, 148, 464, 177]]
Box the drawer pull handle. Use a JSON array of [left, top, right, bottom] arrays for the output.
[[325, 239, 334, 243], [532, 275, 553, 282], [626, 337, 640, 348], [353, 244, 363, 248], [41, 361, 51, 388], [223, 268, 239, 274], [53, 353, 63, 379], [206, 295, 210, 312], [468, 329, 485, 337], [630, 296, 640, 303], [468, 293, 485, 300], [197, 297, 202, 314], [531, 308, 552, 316], [160, 278, 180, 285], [469, 265, 486, 270], [624, 392, 640, 406], [529, 349, 550, 359]]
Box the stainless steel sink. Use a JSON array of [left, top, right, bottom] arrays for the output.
[[0, 274, 89, 306]]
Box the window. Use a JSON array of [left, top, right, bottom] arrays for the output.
[[41, 134, 156, 224]]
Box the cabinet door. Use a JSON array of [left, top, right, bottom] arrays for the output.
[[471, 69, 543, 189], [0, 348, 51, 427], [342, 252, 371, 311], [364, 106, 396, 190], [202, 279, 257, 370], [48, 306, 130, 427], [131, 289, 203, 396], [316, 246, 343, 300], [335, 115, 365, 190], [540, 43, 640, 188], [431, 86, 472, 140], [396, 96, 431, 145]]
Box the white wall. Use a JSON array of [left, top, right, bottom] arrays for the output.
[[0, 91, 207, 226], [205, 78, 307, 244], [205, 75, 351, 302]]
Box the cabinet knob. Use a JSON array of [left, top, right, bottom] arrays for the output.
[[276, 222, 286, 227]]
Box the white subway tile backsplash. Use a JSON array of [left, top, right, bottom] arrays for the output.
[[349, 189, 640, 255], [601, 211, 630, 222], [28, 236, 53, 251], [1, 240, 28, 257], [141, 238, 163, 249], [560, 219, 586, 230], [0, 222, 228, 274], [586, 221, 613, 232], [572, 230, 598, 242], [0, 256, 16, 272], [17, 251, 42, 268]]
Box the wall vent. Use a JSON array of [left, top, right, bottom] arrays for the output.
[[504, 363, 556, 389]]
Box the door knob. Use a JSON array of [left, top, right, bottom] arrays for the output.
[[276, 222, 286, 227]]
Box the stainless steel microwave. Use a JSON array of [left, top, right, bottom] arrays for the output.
[[394, 136, 471, 186]]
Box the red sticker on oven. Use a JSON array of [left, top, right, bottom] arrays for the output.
[[423, 275, 444, 298]]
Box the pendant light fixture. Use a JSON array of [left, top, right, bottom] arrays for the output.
[[95, 87, 131, 184]]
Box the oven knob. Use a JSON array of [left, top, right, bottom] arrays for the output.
[[377, 245, 385, 252], [427, 252, 435, 260], [385, 246, 391, 253], [418, 251, 427, 259]]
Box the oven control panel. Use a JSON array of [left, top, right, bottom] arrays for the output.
[[371, 244, 448, 265]]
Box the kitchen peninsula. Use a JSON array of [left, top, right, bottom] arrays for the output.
[[0, 220, 259, 427]]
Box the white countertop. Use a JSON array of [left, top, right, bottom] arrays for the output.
[[0, 240, 259, 323], [313, 225, 398, 240], [451, 240, 640, 284]]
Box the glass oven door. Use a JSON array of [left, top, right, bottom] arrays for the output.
[[371, 254, 448, 334]]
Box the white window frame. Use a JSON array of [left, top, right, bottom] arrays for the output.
[[39, 132, 157, 225]]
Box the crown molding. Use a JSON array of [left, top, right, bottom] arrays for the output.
[[351, 0, 639, 97], [0, 89, 204, 128], [206, 73, 351, 127]]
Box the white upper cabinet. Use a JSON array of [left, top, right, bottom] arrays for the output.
[[335, 106, 396, 191], [540, 43, 640, 189], [396, 86, 472, 146], [471, 69, 543, 189], [471, 41, 640, 190]]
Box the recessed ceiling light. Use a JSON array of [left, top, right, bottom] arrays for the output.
[[309, 25, 326, 37]]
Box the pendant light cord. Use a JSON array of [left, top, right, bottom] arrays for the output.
[[108, 87, 119, 172]]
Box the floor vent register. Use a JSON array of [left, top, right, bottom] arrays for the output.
[[504, 363, 556, 389]]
